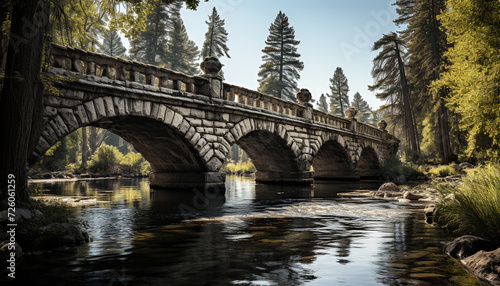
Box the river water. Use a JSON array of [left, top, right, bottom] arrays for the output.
[[20, 176, 483, 285]]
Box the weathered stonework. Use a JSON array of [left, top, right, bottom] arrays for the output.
[[32, 44, 399, 188]]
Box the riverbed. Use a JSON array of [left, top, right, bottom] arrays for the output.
[[19, 176, 482, 285]]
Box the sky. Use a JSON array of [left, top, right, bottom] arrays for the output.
[[127, 0, 401, 110]]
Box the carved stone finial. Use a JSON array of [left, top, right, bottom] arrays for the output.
[[344, 107, 357, 119], [377, 120, 388, 130], [200, 56, 222, 75], [296, 88, 312, 104]]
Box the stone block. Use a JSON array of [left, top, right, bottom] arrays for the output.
[[164, 108, 175, 125], [199, 144, 212, 157], [156, 105, 167, 121], [113, 97, 128, 115], [131, 100, 143, 115], [150, 103, 160, 119], [53, 115, 69, 135], [189, 118, 202, 126], [74, 105, 89, 125], [102, 96, 116, 117], [194, 138, 207, 152], [179, 119, 190, 134], [44, 106, 57, 117], [205, 157, 222, 171], [92, 97, 106, 119], [189, 132, 201, 146], [204, 134, 218, 142], [171, 113, 183, 128], [59, 108, 79, 131], [142, 101, 152, 117]]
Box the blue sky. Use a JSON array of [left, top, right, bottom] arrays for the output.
[[176, 0, 400, 110]]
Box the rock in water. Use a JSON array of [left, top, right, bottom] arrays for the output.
[[461, 248, 500, 285], [378, 182, 399, 192], [446, 235, 497, 260]]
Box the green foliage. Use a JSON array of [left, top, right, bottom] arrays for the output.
[[120, 151, 151, 175], [436, 164, 500, 243], [381, 158, 423, 178], [327, 67, 349, 117], [257, 11, 303, 102], [427, 164, 458, 177], [164, 17, 200, 74], [88, 143, 123, 172], [351, 92, 372, 123], [317, 94, 329, 113], [201, 7, 230, 59], [221, 160, 256, 174], [433, 0, 500, 162], [98, 29, 126, 57]]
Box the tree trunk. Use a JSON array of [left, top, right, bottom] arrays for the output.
[[439, 98, 453, 162], [81, 127, 87, 170], [0, 0, 49, 204]]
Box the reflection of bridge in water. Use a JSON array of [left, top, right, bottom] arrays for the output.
[[31, 44, 399, 188]]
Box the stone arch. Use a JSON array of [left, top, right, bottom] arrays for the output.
[[356, 145, 381, 178], [312, 136, 357, 180], [29, 96, 213, 176], [224, 118, 310, 183]]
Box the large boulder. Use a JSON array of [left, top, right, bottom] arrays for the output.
[[446, 235, 497, 260], [378, 182, 399, 192], [461, 247, 500, 285]]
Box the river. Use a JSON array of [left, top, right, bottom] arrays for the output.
[[20, 176, 482, 285]]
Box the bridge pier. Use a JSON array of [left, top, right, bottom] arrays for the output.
[[255, 171, 314, 185], [150, 172, 226, 189]]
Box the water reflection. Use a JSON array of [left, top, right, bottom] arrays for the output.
[[21, 177, 482, 286]]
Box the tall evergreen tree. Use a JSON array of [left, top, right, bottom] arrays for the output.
[[433, 0, 500, 161], [129, 1, 181, 65], [395, 0, 453, 162], [327, 67, 350, 117], [163, 17, 199, 75], [257, 11, 304, 101], [317, 94, 329, 113], [351, 92, 372, 124], [98, 29, 126, 57], [201, 7, 230, 59], [369, 32, 419, 161]]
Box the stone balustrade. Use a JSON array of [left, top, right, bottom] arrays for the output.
[[49, 43, 389, 141], [222, 83, 306, 117], [50, 44, 209, 95]]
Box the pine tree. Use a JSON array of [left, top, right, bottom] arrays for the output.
[[395, 0, 453, 162], [98, 29, 126, 57], [164, 17, 200, 75], [327, 67, 349, 117], [129, 1, 181, 65], [257, 11, 304, 101], [433, 0, 500, 161], [369, 32, 419, 161], [317, 94, 329, 113], [201, 7, 230, 59], [351, 92, 372, 124]]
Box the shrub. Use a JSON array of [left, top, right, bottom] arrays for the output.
[[220, 160, 256, 174], [436, 164, 500, 243], [381, 158, 423, 178], [88, 144, 123, 172], [428, 164, 458, 177]]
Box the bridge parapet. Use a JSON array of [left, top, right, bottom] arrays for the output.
[[50, 44, 210, 96]]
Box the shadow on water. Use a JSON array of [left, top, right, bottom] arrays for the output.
[[16, 176, 484, 286]]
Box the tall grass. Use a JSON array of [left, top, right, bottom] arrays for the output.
[[436, 164, 500, 243]]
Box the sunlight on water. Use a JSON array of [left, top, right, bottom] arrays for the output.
[[24, 176, 482, 286]]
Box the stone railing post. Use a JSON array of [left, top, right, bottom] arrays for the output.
[[296, 88, 313, 122], [345, 107, 358, 132], [200, 56, 223, 99], [378, 120, 388, 140]]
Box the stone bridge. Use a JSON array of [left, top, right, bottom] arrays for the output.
[[30, 44, 399, 188]]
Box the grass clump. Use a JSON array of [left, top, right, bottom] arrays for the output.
[[427, 164, 459, 177], [436, 164, 500, 243]]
